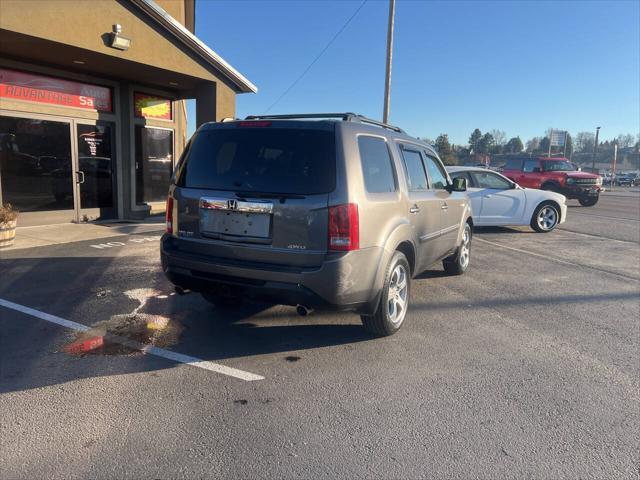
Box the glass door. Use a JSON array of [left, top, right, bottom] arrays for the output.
[[73, 121, 116, 221], [0, 114, 74, 220]]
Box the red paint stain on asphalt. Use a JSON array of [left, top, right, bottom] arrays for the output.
[[63, 335, 105, 355]]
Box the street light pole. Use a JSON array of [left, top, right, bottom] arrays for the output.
[[382, 0, 395, 124], [591, 126, 601, 172]]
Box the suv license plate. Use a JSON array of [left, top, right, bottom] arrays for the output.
[[201, 210, 271, 238]]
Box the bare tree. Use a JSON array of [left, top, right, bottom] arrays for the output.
[[574, 131, 595, 153], [526, 137, 541, 153], [616, 133, 635, 148], [488, 129, 507, 146]]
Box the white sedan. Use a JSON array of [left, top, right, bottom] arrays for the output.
[[447, 166, 568, 232]]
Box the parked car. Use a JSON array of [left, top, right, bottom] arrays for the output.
[[616, 173, 639, 187], [447, 166, 567, 232], [161, 113, 473, 336], [501, 156, 602, 206]]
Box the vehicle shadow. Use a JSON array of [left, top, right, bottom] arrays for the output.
[[473, 226, 534, 235], [0, 254, 373, 394], [414, 269, 450, 280]]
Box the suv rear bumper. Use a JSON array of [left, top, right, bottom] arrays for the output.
[[160, 235, 383, 314]]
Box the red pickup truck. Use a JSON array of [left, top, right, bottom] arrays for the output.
[[502, 157, 602, 206]]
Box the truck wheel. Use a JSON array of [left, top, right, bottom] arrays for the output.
[[443, 223, 472, 275], [361, 251, 410, 337], [578, 196, 599, 207], [531, 202, 560, 232]]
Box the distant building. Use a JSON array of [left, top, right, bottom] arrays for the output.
[[0, 0, 256, 226]]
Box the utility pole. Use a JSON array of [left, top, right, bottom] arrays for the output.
[[591, 126, 601, 172], [382, 0, 395, 124], [611, 142, 618, 190], [548, 129, 553, 158]]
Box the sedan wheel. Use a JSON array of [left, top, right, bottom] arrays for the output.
[[531, 202, 559, 232]]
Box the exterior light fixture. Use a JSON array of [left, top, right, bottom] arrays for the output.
[[169, 81, 179, 86], [109, 24, 131, 51], [72, 60, 85, 65]]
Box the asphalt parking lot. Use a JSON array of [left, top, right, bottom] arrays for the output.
[[1, 192, 639, 479]]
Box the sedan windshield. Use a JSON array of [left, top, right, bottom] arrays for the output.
[[543, 161, 575, 172]]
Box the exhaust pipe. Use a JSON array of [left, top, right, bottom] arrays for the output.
[[296, 305, 313, 316], [174, 286, 191, 295]]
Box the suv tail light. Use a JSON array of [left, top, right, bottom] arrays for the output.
[[166, 195, 174, 234], [328, 203, 359, 251]]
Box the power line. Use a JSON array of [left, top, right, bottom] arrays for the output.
[[263, 0, 368, 114]]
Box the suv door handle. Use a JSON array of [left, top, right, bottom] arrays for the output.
[[441, 203, 448, 210], [484, 194, 492, 198], [76, 171, 85, 184], [409, 205, 420, 214]]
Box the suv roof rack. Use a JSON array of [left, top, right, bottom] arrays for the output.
[[244, 113, 406, 134]]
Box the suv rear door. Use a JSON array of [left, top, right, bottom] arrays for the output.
[[399, 145, 446, 268], [171, 122, 336, 268]]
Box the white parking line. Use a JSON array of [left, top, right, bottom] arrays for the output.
[[0, 298, 264, 382]]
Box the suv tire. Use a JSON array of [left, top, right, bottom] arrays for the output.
[[578, 196, 599, 207], [361, 251, 410, 337], [443, 223, 472, 275], [530, 201, 560, 232]]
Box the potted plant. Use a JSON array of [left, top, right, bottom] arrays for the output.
[[0, 203, 18, 248]]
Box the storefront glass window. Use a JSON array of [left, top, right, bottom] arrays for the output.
[[0, 116, 73, 211], [135, 126, 173, 204]]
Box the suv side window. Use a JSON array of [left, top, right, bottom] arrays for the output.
[[523, 159, 539, 173], [400, 148, 428, 191], [424, 155, 448, 190], [505, 158, 523, 170], [358, 136, 397, 193], [472, 171, 512, 189]]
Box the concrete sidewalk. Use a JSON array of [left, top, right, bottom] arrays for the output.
[[0, 217, 165, 252]]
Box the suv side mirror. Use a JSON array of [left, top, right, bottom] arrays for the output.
[[449, 177, 467, 192]]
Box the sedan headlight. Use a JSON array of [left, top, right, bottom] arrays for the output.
[[595, 176, 602, 185]]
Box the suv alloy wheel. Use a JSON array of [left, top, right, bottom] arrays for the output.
[[443, 223, 472, 275], [361, 251, 411, 336]]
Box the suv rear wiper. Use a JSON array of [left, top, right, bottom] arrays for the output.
[[235, 191, 306, 200]]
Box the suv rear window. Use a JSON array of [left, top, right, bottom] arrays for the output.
[[179, 127, 336, 195], [358, 136, 396, 193]]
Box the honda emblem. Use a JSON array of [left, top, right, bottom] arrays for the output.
[[227, 199, 238, 210]]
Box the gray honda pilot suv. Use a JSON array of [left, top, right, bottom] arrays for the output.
[[161, 113, 472, 336]]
